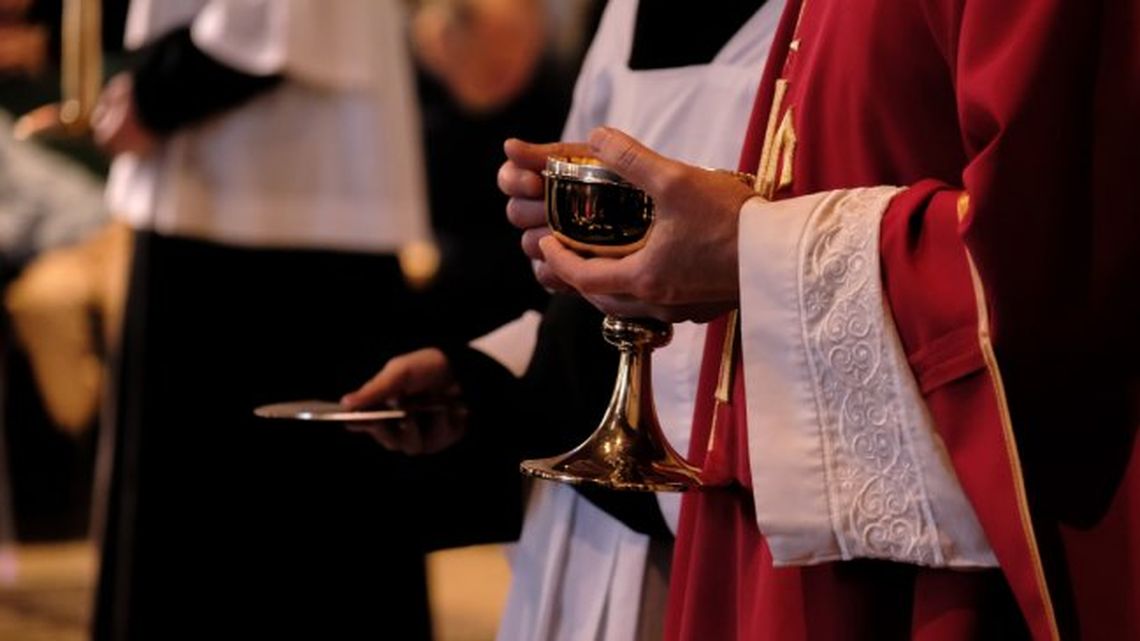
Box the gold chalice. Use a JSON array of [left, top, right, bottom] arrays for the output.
[[520, 157, 751, 492]]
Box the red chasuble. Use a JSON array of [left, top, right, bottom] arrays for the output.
[[666, 1, 1140, 640]]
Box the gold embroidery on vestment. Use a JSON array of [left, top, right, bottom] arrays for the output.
[[965, 251, 1061, 641], [775, 107, 797, 193], [957, 192, 971, 223]]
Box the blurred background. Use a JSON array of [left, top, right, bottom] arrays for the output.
[[0, 0, 603, 638]]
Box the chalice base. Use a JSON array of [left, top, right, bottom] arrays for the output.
[[521, 446, 701, 493]]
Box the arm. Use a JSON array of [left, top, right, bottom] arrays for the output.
[[130, 25, 282, 135]]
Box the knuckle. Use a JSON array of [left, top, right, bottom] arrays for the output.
[[656, 279, 682, 305], [506, 199, 524, 226], [655, 165, 690, 202], [615, 140, 640, 173], [386, 361, 411, 386], [496, 163, 512, 192], [521, 232, 542, 259], [536, 271, 559, 290], [536, 268, 568, 292], [516, 206, 543, 230], [633, 271, 663, 302]]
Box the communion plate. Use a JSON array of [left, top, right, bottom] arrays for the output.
[[253, 400, 443, 423]]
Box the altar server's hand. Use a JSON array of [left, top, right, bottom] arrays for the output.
[[498, 138, 591, 291], [340, 348, 467, 455], [92, 73, 159, 157], [537, 127, 759, 322]]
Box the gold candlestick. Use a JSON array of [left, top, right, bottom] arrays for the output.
[[13, 0, 102, 140]]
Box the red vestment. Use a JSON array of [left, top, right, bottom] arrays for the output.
[[665, 1, 1140, 639]]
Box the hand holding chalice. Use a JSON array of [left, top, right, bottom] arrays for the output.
[[518, 133, 755, 492]]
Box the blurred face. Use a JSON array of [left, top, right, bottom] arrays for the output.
[[413, 0, 545, 112]]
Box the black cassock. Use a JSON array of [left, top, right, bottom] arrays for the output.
[[97, 233, 436, 640]]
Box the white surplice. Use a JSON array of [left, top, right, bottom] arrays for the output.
[[106, 0, 430, 253]]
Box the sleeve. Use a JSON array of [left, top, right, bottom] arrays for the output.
[[881, 0, 1135, 527], [734, 0, 1137, 571], [880, 0, 1103, 375], [468, 311, 544, 377], [441, 304, 592, 462], [131, 26, 282, 134], [411, 342, 527, 551], [737, 189, 997, 569]]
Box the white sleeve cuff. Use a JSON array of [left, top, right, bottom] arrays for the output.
[[737, 189, 997, 569], [469, 311, 543, 378]]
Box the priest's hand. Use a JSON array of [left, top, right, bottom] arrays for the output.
[[498, 137, 591, 291], [340, 348, 468, 455], [92, 73, 160, 157], [536, 127, 758, 322]]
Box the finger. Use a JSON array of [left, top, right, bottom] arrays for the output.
[[90, 94, 110, 128], [533, 260, 573, 292], [506, 197, 547, 230], [538, 235, 634, 295], [497, 161, 544, 199], [91, 101, 125, 149], [341, 360, 409, 409], [521, 227, 551, 260], [503, 138, 592, 172], [587, 127, 685, 198]]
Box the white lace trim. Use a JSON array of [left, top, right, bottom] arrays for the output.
[[797, 187, 943, 565], [739, 189, 997, 569]]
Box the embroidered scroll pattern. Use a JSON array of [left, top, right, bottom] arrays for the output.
[[799, 188, 943, 566]]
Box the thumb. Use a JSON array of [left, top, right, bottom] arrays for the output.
[[587, 127, 681, 197], [341, 359, 410, 409], [341, 348, 453, 409]]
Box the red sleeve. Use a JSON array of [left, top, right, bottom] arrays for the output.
[[878, 5, 1140, 637], [880, 1, 1140, 486], [882, 0, 1117, 365]]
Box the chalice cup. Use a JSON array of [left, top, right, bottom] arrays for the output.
[[518, 156, 714, 492]]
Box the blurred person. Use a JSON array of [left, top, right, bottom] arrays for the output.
[[409, 0, 602, 342], [5, 222, 128, 434], [343, 3, 783, 639], [0, 105, 110, 567], [413, 0, 547, 114], [0, 6, 48, 78], [0, 106, 113, 435], [89, 1, 438, 639], [505, 0, 1140, 639]]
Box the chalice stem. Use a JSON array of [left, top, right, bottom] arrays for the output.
[[518, 315, 702, 492]]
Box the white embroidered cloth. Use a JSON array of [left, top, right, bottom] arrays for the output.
[[738, 188, 997, 568]]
